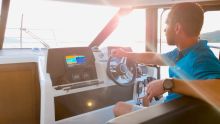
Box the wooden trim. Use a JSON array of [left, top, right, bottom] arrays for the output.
[[0, 0, 10, 49], [145, 7, 158, 52], [108, 96, 220, 124], [134, 1, 220, 9]]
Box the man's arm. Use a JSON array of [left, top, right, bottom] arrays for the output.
[[111, 48, 166, 66], [126, 52, 166, 66], [173, 79, 220, 107], [145, 79, 220, 108]]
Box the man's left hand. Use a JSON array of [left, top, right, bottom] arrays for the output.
[[113, 102, 133, 117]]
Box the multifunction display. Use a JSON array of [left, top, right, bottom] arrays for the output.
[[47, 47, 97, 86]]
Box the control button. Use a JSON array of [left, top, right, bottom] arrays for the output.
[[83, 72, 90, 80], [72, 74, 81, 81]]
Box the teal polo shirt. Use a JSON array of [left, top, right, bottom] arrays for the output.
[[162, 40, 220, 102]]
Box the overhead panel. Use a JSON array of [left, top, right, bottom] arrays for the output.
[[51, 0, 219, 7]]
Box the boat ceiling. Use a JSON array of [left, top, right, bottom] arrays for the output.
[[51, 0, 220, 8]]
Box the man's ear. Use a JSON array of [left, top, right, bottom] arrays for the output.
[[174, 22, 182, 35]]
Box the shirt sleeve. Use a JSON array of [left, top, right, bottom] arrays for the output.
[[161, 48, 178, 66]]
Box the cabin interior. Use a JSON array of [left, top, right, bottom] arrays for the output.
[[0, 0, 220, 124]]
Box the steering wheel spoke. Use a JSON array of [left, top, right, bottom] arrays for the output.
[[107, 56, 136, 86], [126, 71, 133, 79], [120, 57, 127, 64]]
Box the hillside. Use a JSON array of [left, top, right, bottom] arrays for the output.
[[200, 30, 220, 43]]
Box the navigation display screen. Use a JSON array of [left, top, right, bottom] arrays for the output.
[[47, 47, 98, 86], [66, 55, 86, 65]]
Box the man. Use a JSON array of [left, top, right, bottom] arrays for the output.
[[112, 2, 220, 117]]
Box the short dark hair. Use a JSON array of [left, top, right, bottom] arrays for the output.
[[168, 2, 204, 37]]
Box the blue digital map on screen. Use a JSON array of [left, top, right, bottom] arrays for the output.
[[66, 55, 86, 65]]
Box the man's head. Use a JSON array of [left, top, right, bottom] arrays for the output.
[[165, 2, 204, 45]]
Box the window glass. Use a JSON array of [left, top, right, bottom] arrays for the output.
[[100, 9, 146, 52], [200, 11, 220, 57], [158, 9, 171, 79], [158, 9, 172, 54], [4, 0, 146, 51], [4, 0, 118, 48]]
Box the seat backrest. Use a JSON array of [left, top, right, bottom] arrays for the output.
[[106, 97, 220, 124], [0, 62, 40, 124]]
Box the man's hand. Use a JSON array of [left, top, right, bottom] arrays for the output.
[[146, 80, 165, 101], [142, 95, 150, 107], [111, 48, 128, 58], [113, 101, 133, 117]]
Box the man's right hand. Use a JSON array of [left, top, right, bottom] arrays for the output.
[[142, 95, 150, 107], [111, 48, 128, 58]]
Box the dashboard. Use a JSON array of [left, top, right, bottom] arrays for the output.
[[46, 46, 142, 120], [0, 47, 159, 123]]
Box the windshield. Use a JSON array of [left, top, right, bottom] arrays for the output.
[[100, 9, 146, 52], [4, 0, 118, 48]]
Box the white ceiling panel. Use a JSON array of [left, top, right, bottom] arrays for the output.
[[51, 0, 220, 7]]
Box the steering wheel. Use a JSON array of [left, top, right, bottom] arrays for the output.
[[106, 56, 137, 86]]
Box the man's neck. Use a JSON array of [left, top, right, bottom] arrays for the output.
[[176, 37, 199, 51]]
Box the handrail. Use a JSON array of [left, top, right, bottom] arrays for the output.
[[22, 28, 50, 48]]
